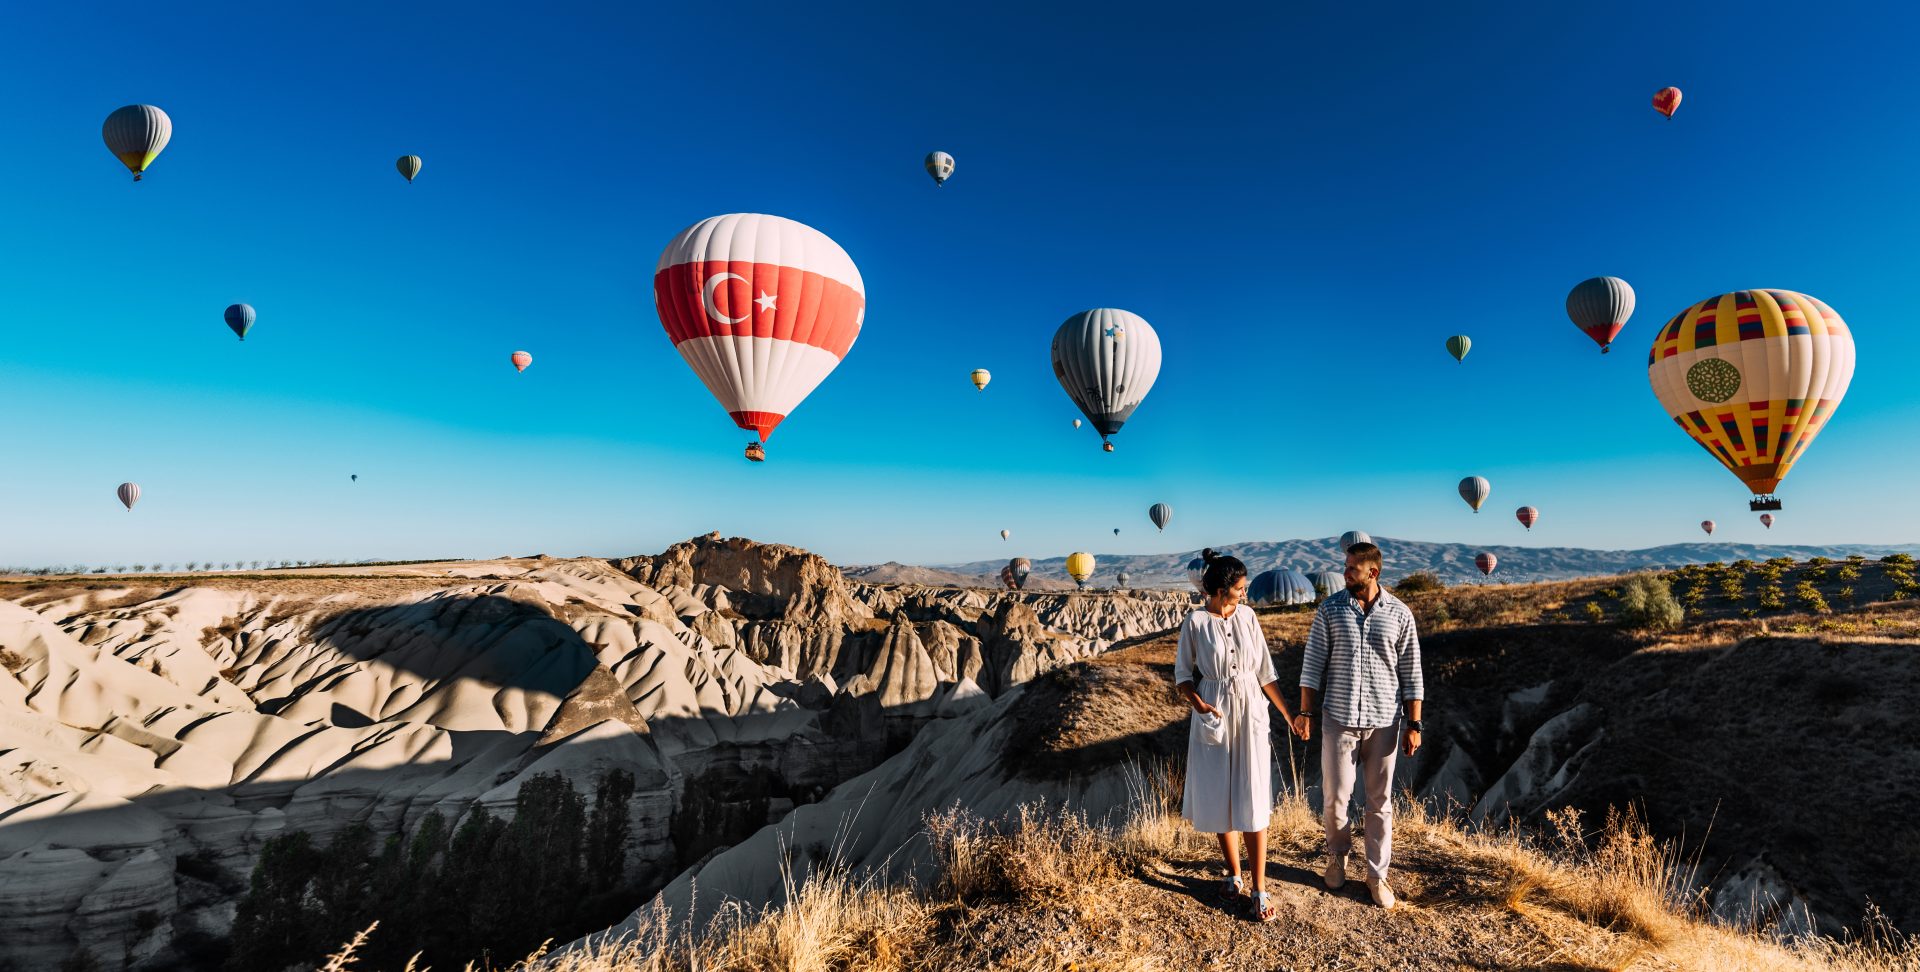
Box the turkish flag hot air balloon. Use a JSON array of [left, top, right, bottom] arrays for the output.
[[1653, 86, 1682, 119], [1648, 290, 1854, 509], [655, 214, 864, 457], [1474, 552, 1498, 576], [1515, 506, 1539, 531], [511, 351, 532, 373]]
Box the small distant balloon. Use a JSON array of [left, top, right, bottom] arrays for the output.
[[1149, 503, 1171, 531], [1000, 529, 1010, 541], [1458, 476, 1491, 512], [1652, 86, 1682, 119], [117, 482, 141, 511], [1186, 556, 1207, 593], [1339, 530, 1372, 551], [970, 368, 991, 391], [1515, 506, 1540, 531], [511, 351, 532, 373], [925, 151, 955, 187], [397, 155, 422, 182], [1113, 527, 1121, 536], [224, 303, 256, 341], [1445, 335, 1471, 362], [1566, 276, 1635, 353], [103, 105, 171, 182], [1072, 419, 1082, 430], [1066, 551, 1095, 589], [1116, 570, 1131, 587], [351, 474, 358, 482], [1475, 552, 1498, 576], [1009, 557, 1031, 589], [1759, 513, 1774, 529], [1701, 520, 1716, 536]]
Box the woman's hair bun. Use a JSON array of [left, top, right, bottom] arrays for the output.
[[1201, 548, 1218, 563]]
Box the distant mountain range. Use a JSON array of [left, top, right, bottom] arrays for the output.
[[868, 538, 1920, 588]]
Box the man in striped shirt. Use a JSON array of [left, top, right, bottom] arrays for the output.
[[1290, 541, 1424, 909]]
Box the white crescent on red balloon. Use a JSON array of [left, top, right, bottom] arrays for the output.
[[655, 214, 865, 444]]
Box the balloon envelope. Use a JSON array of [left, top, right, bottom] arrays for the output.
[[1459, 476, 1491, 512], [1308, 571, 1345, 599], [1116, 570, 1131, 587], [1515, 506, 1540, 531], [224, 303, 255, 341], [1760, 513, 1774, 529], [970, 368, 990, 391], [103, 105, 171, 181], [1567, 276, 1635, 352], [1051, 309, 1161, 447], [655, 213, 864, 446], [1010, 557, 1031, 587], [1474, 552, 1498, 576], [1647, 290, 1854, 501], [1445, 335, 1471, 362], [1000, 529, 1010, 541], [925, 151, 954, 186], [1250, 568, 1315, 605], [1066, 552, 1095, 587], [1701, 520, 1716, 536], [511, 351, 532, 372], [1339, 530, 1372, 551], [117, 482, 140, 511], [1186, 556, 1207, 593], [1072, 419, 1082, 429], [1653, 86, 1682, 118], [1149, 503, 1171, 531], [397, 155, 422, 182]]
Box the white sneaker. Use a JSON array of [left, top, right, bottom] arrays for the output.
[[1322, 856, 1346, 890], [1367, 877, 1397, 910]]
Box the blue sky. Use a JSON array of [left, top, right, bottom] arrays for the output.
[[3, 1, 1917, 569]]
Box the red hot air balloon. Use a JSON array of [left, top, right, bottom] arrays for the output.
[[511, 351, 532, 373], [1759, 513, 1775, 529], [1653, 86, 1682, 119], [1701, 520, 1716, 536], [655, 214, 864, 459], [1474, 552, 1498, 577], [1515, 506, 1539, 531]]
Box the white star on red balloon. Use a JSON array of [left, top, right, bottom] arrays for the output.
[[755, 291, 778, 313]]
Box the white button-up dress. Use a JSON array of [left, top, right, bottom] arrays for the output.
[[1174, 606, 1280, 833]]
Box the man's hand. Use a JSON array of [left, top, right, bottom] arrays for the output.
[[1403, 728, 1421, 757], [1291, 714, 1313, 741]]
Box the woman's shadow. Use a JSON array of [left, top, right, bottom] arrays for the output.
[[1135, 854, 1328, 917]]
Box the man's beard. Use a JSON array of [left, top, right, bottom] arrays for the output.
[[1346, 579, 1367, 595]]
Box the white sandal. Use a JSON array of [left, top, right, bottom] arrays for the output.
[[1251, 890, 1277, 922], [1219, 873, 1245, 901]]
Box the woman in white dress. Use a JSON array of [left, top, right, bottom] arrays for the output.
[[1174, 548, 1299, 922]]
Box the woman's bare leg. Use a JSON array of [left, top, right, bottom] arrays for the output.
[[1245, 830, 1267, 894], [1216, 832, 1242, 879]]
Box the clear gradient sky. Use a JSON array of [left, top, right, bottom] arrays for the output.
[[3, 1, 1917, 569]]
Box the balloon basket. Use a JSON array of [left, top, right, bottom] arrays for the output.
[[1749, 497, 1782, 511], [744, 442, 766, 463]]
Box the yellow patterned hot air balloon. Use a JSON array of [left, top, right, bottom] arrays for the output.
[[1065, 551, 1095, 589], [1647, 289, 1855, 509], [970, 368, 991, 391]]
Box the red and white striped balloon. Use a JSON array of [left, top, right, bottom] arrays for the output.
[[511, 351, 531, 373], [1474, 551, 1498, 576], [654, 214, 865, 446], [1759, 513, 1774, 530], [1515, 506, 1539, 531]]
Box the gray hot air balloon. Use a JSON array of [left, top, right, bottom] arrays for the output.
[[1458, 476, 1491, 512], [117, 482, 141, 511], [1308, 570, 1345, 599], [103, 105, 171, 182], [1116, 570, 1131, 587], [1009, 557, 1031, 589], [397, 155, 422, 183], [1338, 530, 1372, 551], [1051, 309, 1162, 452], [224, 303, 255, 341], [1186, 556, 1207, 593], [1250, 568, 1315, 606], [1566, 276, 1636, 353], [924, 151, 954, 187], [1148, 503, 1172, 531]]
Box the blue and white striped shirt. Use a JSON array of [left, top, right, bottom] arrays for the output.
[[1301, 588, 1423, 729]]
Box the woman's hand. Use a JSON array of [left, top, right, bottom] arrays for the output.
[[1290, 714, 1313, 741], [1192, 698, 1219, 717]]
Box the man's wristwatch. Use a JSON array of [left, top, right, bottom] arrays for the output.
[[1404, 719, 1424, 732], [1298, 711, 1314, 720]]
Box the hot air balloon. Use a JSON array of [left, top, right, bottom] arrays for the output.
[[351, 474, 358, 482], [1653, 86, 1682, 119], [1701, 520, 1716, 536], [999, 565, 1016, 590], [1308, 570, 1345, 599], [1567, 277, 1635, 353], [1759, 513, 1774, 529], [970, 368, 991, 391], [1072, 418, 1082, 430], [1186, 556, 1207, 593], [1052, 309, 1161, 452], [1116, 570, 1131, 588], [1010, 557, 1031, 589], [1339, 530, 1372, 551], [224, 304, 255, 341], [1149, 503, 1171, 531], [1000, 529, 1010, 541], [117, 482, 140, 511], [1647, 290, 1854, 510], [1459, 476, 1491, 512], [397, 155, 422, 183], [103, 105, 171, 182], [511, 351, 532, 373], [1474, 552, 1498, 577], [1066, 552, 1095, 589], [655, 214, 864, 461], [1445, 335, 1471, 362], [1250, 568, 1316, 605], [925, 151, 954, 187], [1515, 506, 1540, 531], [1113, 528, 1121, 536]]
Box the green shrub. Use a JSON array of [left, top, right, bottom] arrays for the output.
[[1836, 564, 1861, 583], [1847, 553, 1867, 563], [1880, 553, 1914, 567], [1718, 575, 1746, 601], [1808, 556, 1833, 566], [1758, 583, 1787, 610], [1617, 575, 1684, 631], [1767, 557, 1796, 569], [1583, 602, 1605, 622], [1794, 581, 1830, 614], [1730, 559, 1756, 572], [1393, 571, 1445, 595], [1838, 586, 1856, 606]]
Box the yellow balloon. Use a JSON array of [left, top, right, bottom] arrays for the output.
[[1647, 289, 1854, 502], [1065, 551, 1095, 586], [970, 368, 991, 391]]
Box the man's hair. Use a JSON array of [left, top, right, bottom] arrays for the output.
[[1346, 542, 1383, 572]]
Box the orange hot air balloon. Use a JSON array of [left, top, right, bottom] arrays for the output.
[[511, 351, 532, 373], [1653, 86, 1682, 119]]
